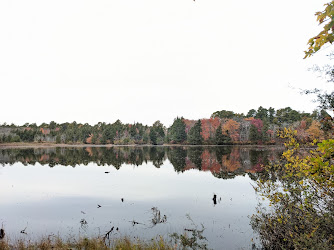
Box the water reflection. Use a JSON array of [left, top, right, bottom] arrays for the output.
[[0, 146, 285, 249], [0, 146, 282, 179]]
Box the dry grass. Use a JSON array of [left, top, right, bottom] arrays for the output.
[[0, 236, 176, 250]]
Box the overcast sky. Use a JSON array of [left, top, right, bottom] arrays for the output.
[[0, 0, 332, 126]]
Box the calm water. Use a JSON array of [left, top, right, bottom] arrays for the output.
[[0, 146, 281, 249]]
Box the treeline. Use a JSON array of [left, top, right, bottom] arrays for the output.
[[0, 106, 332, 145]]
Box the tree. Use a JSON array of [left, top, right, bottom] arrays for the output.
[[215, 125, 224, 145], [304, 2, 334, 114], [49, 121, 57, 130], [306, 120, 324, 141], [268, 107, 275, 123], [251, 6, 334, 245], [149, 128, 157, 145], [262, 120, 270, 142], [306, 64, 334, 114], [152, 121, 165, 137], [255, 106, 269, 121], [143, 133, 149, 144], [221, 119, 240, 142], [10, 135, 21, 142], [250, 119, 264, 143], [56, 135, 61, 144], [100, 132, 107, 144], [151, 120, 165, 144], [168, 117, 187, 143], [211, 110, 235, 119], [305, 1, 334, 58], [187, 120, 202, 145], [200, 118, 219, 142], [275, 107, 301, 124], [129, 124, 136, 137], [215, 125, 232, 145], [110, 119, 124, 142], [247, 109, 256, 118], [251, 129, 334, 248], [91, 133, 98, 144], [249, 124, 260, 142]]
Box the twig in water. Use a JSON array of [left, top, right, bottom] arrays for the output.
[[130, 220, 145, 226], [20, 226, 27, 234], [103, 226, 114, 240]]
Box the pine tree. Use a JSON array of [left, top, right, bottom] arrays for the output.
[[249, 124, 260, 142], [215, 125, 224, 145], [168, 117, 187, 143], [187, 120, 202, 145], [215, 125, 232, 145], [91, 134, 98, 144], [149, 129, 157, 145], [56, 135, 61, 144], [262, 121, 270, 142]]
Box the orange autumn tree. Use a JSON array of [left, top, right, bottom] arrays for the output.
[[306, 120, 324, 141], [222, 119, 240, 142]]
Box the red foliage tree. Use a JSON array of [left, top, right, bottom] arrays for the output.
[[250, 119, 263, 133]]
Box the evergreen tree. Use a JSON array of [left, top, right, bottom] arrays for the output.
[[91, 134, 98, 144], [56, 135, 61, 144], [215, 125, 232, 145], [276, 107, 301, 124], [255, 106, 269, 121], [187, 120, 202, 145], [142, 133, 149, 144], [168, 117, 187, 143], [268, 107, 275, 123], [152, 120, 165, 144], [215, 125, 224, 145], [249, 124, 260, 142], [100, 133, 107, 144], [247, 109, 257, 117], [262, 121, 270, 142], [149, 128, 157, 145], [49, 121, 57, 130]]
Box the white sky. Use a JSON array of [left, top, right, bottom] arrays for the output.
[[0, 0, 333, 126]]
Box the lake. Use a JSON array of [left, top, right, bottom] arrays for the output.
[[0, 146, 282, 249]]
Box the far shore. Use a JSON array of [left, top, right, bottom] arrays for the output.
[[0, 142, 287, 149]]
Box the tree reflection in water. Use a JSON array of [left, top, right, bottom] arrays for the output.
[[0, 146, 282, 180]]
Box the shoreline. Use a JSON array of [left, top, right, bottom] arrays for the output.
[[0, 142, 286, 149]]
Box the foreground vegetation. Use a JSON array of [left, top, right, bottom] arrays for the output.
[[251, 129, 334, 249], [0, 217, 209, 250], [0, 236, 175, 250], [249, 2, 334, 246]]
